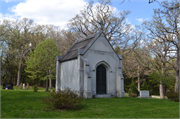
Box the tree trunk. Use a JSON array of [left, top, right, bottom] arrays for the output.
[[175, 48, 179, 92], [0, 53, 1, 85], [49, 78, 52, 89], [14, 76, 16, 86], [160, 63, 165, 99], [9, 76, 11, 83], [45, 70, 49, 91], [138, 64, 140, 91], [175, 71, 179, 92], [49, 70, 52, 89], [16, 57, 23, 86], [174, 26, 180, 93], [45, 77, 48, 91], [159, 80, 164, 99], [0, 46, 3, 85]]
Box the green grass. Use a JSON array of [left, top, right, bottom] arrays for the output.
[[1, 89, 179, 118], [1, 85, 54, 92]]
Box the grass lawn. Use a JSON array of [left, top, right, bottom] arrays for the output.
[[7, 85, 53, 91], [1, 89, 179, 118]]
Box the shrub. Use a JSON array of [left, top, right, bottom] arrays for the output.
[[131, 93, 137, 97], [128, 89, 132, 97], [19, 83, 23, 89], [42, 87, 84, 110], [52, 88, 56, 92], [166, 91, 179, 102], [128, 90, 138, 97], [128, 79, 139, 97], [26, 83, 29, 90], [33, 85, 38, 92], [15, 86, 19, 90]]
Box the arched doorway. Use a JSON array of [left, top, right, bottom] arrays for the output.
[[96, 64, 106, 94]]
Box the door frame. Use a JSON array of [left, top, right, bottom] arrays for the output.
[[94, 61, 111, 95], [96, 64, 106, 94]]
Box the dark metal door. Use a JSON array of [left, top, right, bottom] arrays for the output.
[[96, 65, 106, 94]]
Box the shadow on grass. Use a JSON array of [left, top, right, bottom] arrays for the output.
[[42, 102, 86, 112]]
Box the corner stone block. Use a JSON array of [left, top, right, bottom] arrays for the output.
[[83, 91, 92, 98], [116, 91, 125, 97]]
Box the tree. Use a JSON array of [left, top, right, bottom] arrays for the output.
[[148, 70, 175, 93], [128, 79, 139, 96], [43, 25, 79, 56], [145, 34, 176, 99], [117, 46, 151, 91], [0, 18, 76, 87], [0, 18, 49, 86], [143, 0, 180, 93], [141, 80, 149, 90], [0, 23, 19, 85], [68, 0, 139, 50], [0, 18, 47, 86], [121, 0, 180, 93], [26, 39, 59, 91], [133, 47, 152, 91], [120, 0, 159, 4], [56, 30, 79, 55]]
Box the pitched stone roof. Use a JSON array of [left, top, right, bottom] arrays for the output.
[[59, 30, 122, 62], [60, 31, 102, 62]]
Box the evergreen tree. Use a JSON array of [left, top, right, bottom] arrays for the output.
[[26, 39, 59, 91], [141, 80, 149, 90], [128, 79, 139, 96]]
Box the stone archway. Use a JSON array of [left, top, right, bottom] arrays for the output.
[[96, 64, 106, 94]]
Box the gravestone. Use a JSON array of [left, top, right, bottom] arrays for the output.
[[23, 83, 25, 90], [3, 83, 14, 90], [139, 90, 151, 98]]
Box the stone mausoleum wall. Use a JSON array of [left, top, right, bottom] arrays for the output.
[[60, 59, 80, 91]]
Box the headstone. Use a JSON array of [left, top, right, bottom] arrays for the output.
[[23, 83, 25, 90], [3, 83, 14, 90], [139, 90, 151, 98]]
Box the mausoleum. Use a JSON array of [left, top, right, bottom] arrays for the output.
[[56, 31, 125, 98]]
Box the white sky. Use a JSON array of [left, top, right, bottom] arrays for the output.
[[1, 0, 87, 28]]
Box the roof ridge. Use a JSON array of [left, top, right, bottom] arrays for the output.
[[81, 31, 103, 55], [77, 32, 98, 43], [60, 31, 103, 62]]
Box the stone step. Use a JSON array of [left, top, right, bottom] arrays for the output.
[[93, 94, 113, 98]]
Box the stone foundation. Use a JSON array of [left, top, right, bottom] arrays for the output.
[[116, 91, 125, 97], [83, 91, 92, 98]]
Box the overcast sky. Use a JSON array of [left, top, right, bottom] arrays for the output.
[[0, 0, 164, 29]]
